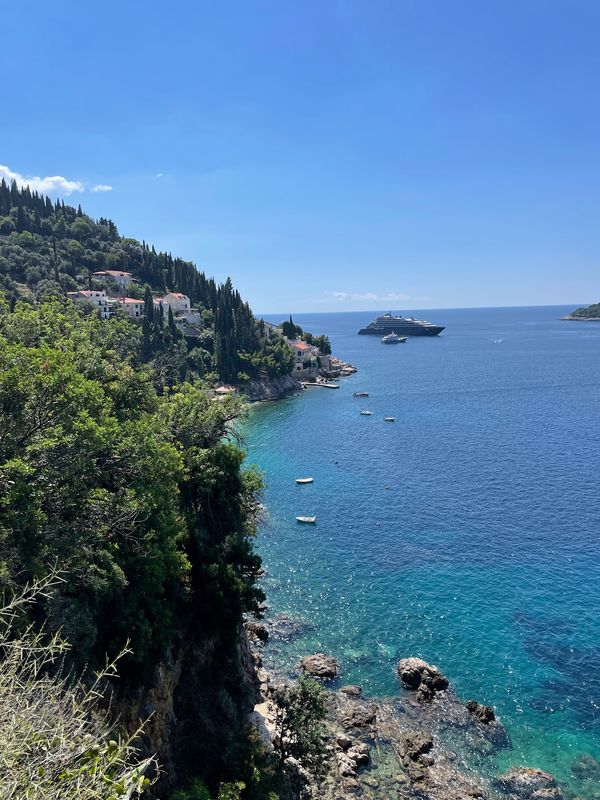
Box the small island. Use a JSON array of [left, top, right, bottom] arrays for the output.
[[561, 302, 600, 321]]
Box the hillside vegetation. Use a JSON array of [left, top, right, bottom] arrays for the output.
[[567, 302, 600, 319], [0, 179, 294, 383]]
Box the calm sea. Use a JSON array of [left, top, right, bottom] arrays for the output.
[[244, 306, 600, 795]]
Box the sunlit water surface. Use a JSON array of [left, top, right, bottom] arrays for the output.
[[244, 306, 600, 796]]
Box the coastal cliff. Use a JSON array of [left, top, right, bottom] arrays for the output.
[[242, 374, 302, 402], [116, 628, 260, 795]]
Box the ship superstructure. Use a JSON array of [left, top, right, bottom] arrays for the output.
[[358, 312, 444, 337]]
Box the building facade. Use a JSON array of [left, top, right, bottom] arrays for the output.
[[67, 290, 111, 319]]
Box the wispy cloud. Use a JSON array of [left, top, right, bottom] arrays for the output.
[[0, 163, 84, 195], [154, 173, 164, 179], [91, 184, 113, 192], [328, 291, 413, 303]]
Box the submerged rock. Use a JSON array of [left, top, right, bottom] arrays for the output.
[[340, 684, 363, 696], [341, 704, 377, 730], [495, 767, 559, 797], [571, 752, 600, 780], [397, 657, 449, 701], [466, 698, 496, 724], [300, 652, 339, 679], [267, 613, 316, 642]]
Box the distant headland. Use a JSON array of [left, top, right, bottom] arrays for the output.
[[561, 302, 600, 321]]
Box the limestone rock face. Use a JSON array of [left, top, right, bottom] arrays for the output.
[[299, 652, 339, 679], [495, 767, 559, 797], [396, 657, 449, 701]]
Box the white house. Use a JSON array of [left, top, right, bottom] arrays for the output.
[[157, 292, 191, 315], [91, 270, 133, 291], [290, 340, 316, 373], [260, 320, 280, 339], [67, 290, 111, 319], [116, 297, 144, 319]]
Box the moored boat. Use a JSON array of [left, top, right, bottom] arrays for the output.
[[296, 477, 314, 484], [360, 410, 372, 416], [353, 391, 369, 397], [358, 311, 444, 336], [296, 516, 317, 524], [384, 416, 395, 422], [381, 332, 407, 344]]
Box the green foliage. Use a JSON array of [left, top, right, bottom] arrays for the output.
[[217, 782, 245, 800], [0, 297, 263, 683], [570, 301, 600, 318], [0, 180, 295, 383], [280, 316, 302, 339], [170, 778, 212, 800], [301, 331, 331, 355], [271, 676, 329, 780], [279, 316, 331, 355]]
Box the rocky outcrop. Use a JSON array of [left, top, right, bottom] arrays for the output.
[[340, 684, 363, 696], [335, 736, 371, 781], [466, 698, 496, 723], [242, 374, 301, 401], [495, 767, 561, 798], [299, 652, 339, 679], [397, 657, 449, 701], [341, 703, 377, 731], [244, 620, 269, 642], [397, 730, 435, 781], [245, 634, 564, 800]]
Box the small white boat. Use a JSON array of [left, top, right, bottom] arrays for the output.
[[353, 391, 369, 397], [384, 416, 395, 422], [296, 477, 314, 484], [296, 516, 317, 524], [360, 410, 372, 416], [381, 333, 407, 344]]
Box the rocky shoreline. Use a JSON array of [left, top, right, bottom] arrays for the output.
[[243, 620, 593, 800], [560, 315, 600, 322]]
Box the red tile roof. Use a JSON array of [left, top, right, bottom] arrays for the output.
[[292, 341, 311, 351]]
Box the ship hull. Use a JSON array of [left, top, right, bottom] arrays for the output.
[[358, 325, 444, 336]]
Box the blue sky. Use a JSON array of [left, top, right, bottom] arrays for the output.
[[2, 1, 599, 312]]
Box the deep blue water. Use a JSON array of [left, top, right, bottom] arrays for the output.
[[244, 306, 600, 794]]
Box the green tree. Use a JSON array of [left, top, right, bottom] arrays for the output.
[[271, 676, 329, 780]]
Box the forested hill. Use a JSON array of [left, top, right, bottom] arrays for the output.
[[566, 301, 600, 319], [0, 179, 293, 382]]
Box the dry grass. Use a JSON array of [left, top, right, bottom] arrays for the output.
[[0, 575, 156, 799]]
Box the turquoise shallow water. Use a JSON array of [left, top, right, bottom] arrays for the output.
[[244, 306, 600, 796]]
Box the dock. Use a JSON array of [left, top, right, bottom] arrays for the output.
[[300, 381, 340, 389]]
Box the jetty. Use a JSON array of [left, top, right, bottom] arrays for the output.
[[300, 381, 340, 389]]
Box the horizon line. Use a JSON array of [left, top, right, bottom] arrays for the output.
[[256, 301, 586, 318]]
